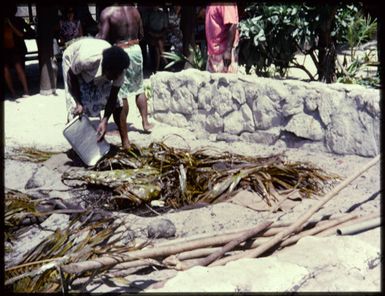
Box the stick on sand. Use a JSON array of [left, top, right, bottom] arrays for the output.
[[210, 154, 380, 267]]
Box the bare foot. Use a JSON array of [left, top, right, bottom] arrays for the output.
[[8, 91, 17, 99], [122, 141, 131, 150], [142, 121, 154, 133]]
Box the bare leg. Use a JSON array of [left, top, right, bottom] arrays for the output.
[[113, 99, 130, 149], [4, 65, 17, 98], [158, 38, 167, 69], [154, 44, 160, 72], [14, 61, 29, 96], [136, 93, 153, 132]]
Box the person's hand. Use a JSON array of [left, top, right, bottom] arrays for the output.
[[96, 118, 108, 142], [73, 103, 84, 116]]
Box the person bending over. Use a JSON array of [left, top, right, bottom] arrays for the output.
[[62, 38, 131, 149]]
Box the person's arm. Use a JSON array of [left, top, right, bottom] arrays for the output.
[[222, 4, 238, 69], [138, 15, 144, 41], [223, 23, 237, 67], [96, 9, 110, 40], [57, 20, 65, 46], [77, 20, 83, 37], [67, 68, 84, 115], [226, 24, 237, 51], [96, 85, 120, 141], [6, 18, 24, 38]]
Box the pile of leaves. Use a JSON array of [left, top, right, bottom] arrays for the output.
[[4, 189, 144, 292], [5, 143, 340, 292], [62, 142, 339, 209], [7, 147, 59, 162]]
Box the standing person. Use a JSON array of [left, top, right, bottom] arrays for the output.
[[62, 38, 131, 149], [144, 6, 169, 72], [137, 6, 150, 72], [97, 4, 154, 134], [195, 6, 207, 54], [205, 3, 239, 73], [58, 6, 83, 46], [3, 4, 35, 98], [167, 5, 183, 55], [76, 3, 99, 37]]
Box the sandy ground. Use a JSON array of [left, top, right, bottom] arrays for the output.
[[3, 64, 381, 292]]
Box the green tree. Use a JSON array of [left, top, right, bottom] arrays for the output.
[[238, 3, 377, 84]]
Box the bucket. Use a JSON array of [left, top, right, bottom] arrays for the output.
[[63, 115, 110, 166]]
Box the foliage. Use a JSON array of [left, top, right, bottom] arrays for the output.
[[163, 45, 207, 70], [238, 4, 307, 77], [238, 2, 378, 86], [336, 48, 379, 88], [62, 142, 339, 209], [5, 142, 340, 292], [335, 10, 378, 88], [8, 147, 59, 162], [340, 9, 377, 57], [5, 189, 145, 292], [333, 5, 360, 46], [4, 190, 43, 242]]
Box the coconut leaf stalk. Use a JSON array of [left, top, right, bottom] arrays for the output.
[[8, 147, 59, 162], [5, 190, 46, 241], [62, 142, 339, 209], [4, 194, 145, 292]]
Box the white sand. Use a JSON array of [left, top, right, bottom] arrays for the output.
[[3, 88, 381, 292]]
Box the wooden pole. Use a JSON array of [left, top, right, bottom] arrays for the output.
[[172, 214, 357, 269], [317, 212, 380, 237], [28, 3, 34, 24], [180, 6, 196, 58], [61, 220, 272, 274], [279, 213, 357, 247], [177, 221, 272, 270], [209, 155, 380, 267], [36, 4, 58, 95]]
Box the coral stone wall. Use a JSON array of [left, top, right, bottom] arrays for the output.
[[150, 69, 380, 157]]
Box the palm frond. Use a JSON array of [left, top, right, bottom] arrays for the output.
[[62, 142, 339, 209], [8, 147, 59, 162], [6, 141, 341, 292], [5, 201, 142, 292], [162, 51, 189, 69]]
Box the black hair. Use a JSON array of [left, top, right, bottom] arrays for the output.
[[61, 6, 75, 15], [102, 46, 130, 73]]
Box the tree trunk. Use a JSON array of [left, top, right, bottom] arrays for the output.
[[36, 4, 58, 95], [28, 3, 34, 24], [180, 6, 196, 62], [317, 4, 338, 83]]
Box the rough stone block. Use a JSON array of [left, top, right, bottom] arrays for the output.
[[224, 104, 254, 134], [251, 95, 282, 130], [284, 113, 324, 141]]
